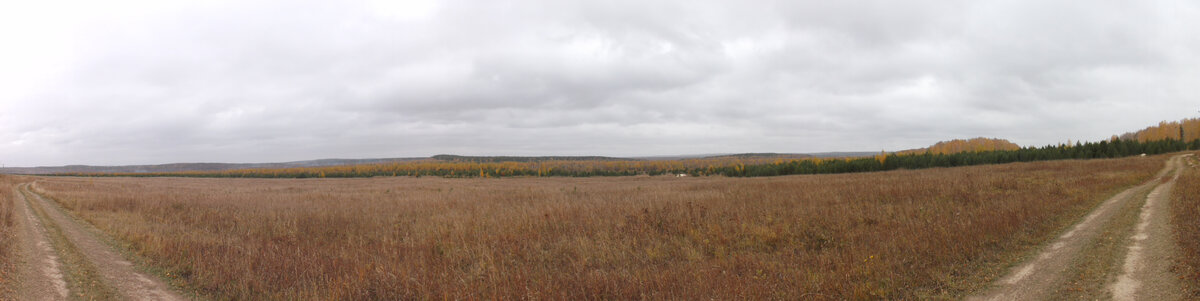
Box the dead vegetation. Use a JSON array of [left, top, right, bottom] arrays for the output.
[[26, 156, 1165, 299]]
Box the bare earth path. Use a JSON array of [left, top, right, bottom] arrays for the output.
[[16, 183, 182, 301], [1109, 154, 1190, 300], [971, 154, 1190, 300], [10, 185, 69, 301]]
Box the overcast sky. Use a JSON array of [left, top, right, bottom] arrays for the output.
[[2, 0, 1199, 166]]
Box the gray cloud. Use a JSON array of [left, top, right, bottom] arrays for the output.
[[2, 0, 1199, 166]]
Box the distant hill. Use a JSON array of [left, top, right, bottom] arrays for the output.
[[0, 151, 888, 175], [0, 158, 424, 175], [898, 137, 1021, 155], [431, 155, 633, 163], [805, 151, 880, 158], [701, 153, 814, 160], [643, 152, 875, 160]]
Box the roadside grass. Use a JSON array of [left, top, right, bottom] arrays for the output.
[[0, 176, 17, 299], [32, 155, 1165, 299], [1172, 152, 1200, 298], [19, 185, 120, 300]]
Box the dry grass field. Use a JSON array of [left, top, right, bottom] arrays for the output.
[[1172, 153, 1200, 298], [25, 156, 1167, 299]]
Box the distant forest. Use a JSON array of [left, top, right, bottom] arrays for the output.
[[50, 118, 1200, 179], [1117, 117, 1200, 142], [725, 138, 1197, 177], [430, 155, 629, 163], [897, 137, 1020, 155]]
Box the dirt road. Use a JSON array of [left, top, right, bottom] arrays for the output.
[[971, 154, 1191, 300], [1109, 154, 1188, 300], [10, 185, 68, 301], [9, 183, 182, 301]]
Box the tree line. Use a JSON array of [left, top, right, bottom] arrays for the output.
[[1118, 118, 1200, 142], [896, 137, 1020, 155], [51, 138, 1200, 179]]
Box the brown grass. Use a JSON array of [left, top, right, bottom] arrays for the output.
[[0, 176, 20, 299], [1172, 152, 1200, 298], [28, 156, 1166, 300]]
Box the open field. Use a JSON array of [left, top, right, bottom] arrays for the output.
[[10, 155, 1168, 300]]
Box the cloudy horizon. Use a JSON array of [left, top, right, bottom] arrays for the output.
[[2, 0, 1199, 166]]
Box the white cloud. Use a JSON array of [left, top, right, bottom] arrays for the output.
[[2, 0, 1200, 166]]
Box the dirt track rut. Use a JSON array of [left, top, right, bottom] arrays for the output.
[[12, 183, 181, 301], [971, 154, 1190, 300], [1109, 154, 1189, 300], [10, 186, 69, 301]]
